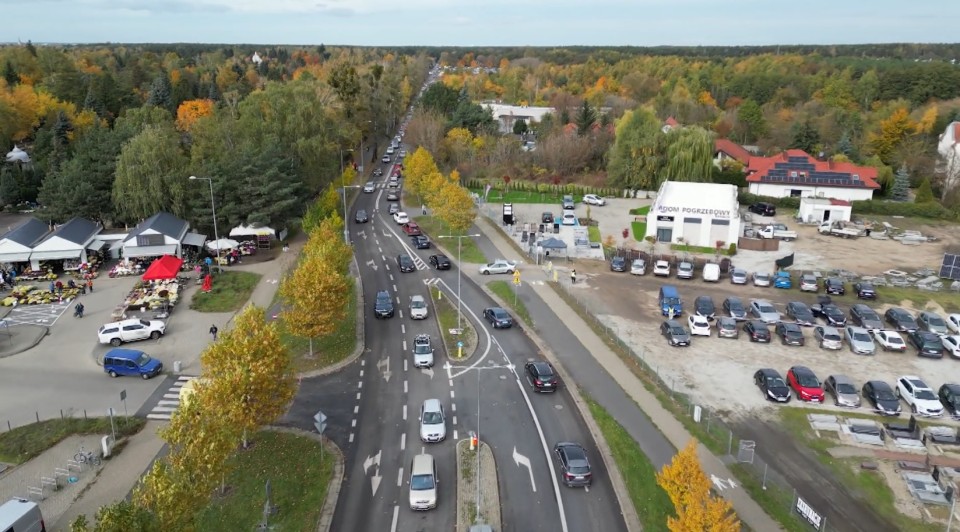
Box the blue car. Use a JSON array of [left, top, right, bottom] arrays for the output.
[[774, 271, 792, 289]]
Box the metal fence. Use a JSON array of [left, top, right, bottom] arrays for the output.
[[2, 407, 103, 433]]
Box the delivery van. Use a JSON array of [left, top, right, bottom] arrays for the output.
[[0, 498, 45, 532], [658, 285, 682, 316], [702, 263, 720, 282]]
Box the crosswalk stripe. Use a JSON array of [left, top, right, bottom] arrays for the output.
[[144, 375, 198, 421]]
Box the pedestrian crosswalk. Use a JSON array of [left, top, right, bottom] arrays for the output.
[[423, 278, 441, 286], [145, 375, 197, 420]]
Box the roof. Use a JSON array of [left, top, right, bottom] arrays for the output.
[[0, 217, 49, 247], [714, 138, 752, 164], [801, 197, 852, 207], [654, 181, 739, 214], [125, 212, 189, 242], [664, 116, 679, 127], [46, 217, 101, 245], [746, 150, 879, 189]]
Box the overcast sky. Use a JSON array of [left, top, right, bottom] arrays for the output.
[[3, 0, 957, 46]]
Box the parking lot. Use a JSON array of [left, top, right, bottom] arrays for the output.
[[2, 301, 73, 326]]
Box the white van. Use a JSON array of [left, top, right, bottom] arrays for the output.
[[0, 498, 45, 532], [703, 263, 720, 282], [409, 454, 438, 510]]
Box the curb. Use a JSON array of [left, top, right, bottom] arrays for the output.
[[429, 284, 480, 363], [455, 439, 501, 532], [0, 324, 48, 359]]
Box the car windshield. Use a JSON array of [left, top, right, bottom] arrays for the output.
[[664, 297, 680, 305], [411, 300, 425, 309], [767, 377, 786, 388], [928, 316, 947, 327], [756, 274, 769, 281], [567, 461, 590, 474], [786, 329, 802, 337], [414, 345, 431, 354], [798, 374, 819, 387], [853, 332, 872, 342], [876, 389, 896, 401], [824, 332, 841, 341], [836, 383, 857, 394], [887, 336, 904, 345], [410, 474, 435, 490], [915, 389, 937, 400], [720, 321, 736, 329], [679, 263, 692, 270], [422, 411, 443, 424], [135, 353, 151, 366], [669, 326, 686, 335], [493, 310, 508, 319], [728, 301, 744, 311], [758, 304, 775, 313]]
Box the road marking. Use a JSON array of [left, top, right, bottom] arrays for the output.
[[400, 433, 406, 451], [403, 358, 408, 372], [404, 380, 408, 393], [397, 468, 404, 487], [453, 429, 458, 440], [513, 447, 537, 492], [449, 379, 454, 387], [349, 432, 354, 443], [382, 255, 387, 261], [401, 324, 405, 334], [450, 390, 455, 399], [403, 405, 407, 420], [584, 486, 590, 493], [399, 310, 404, 319], [389, 274, 394, 281], [366, 259, 378, 271], [378, 246, 383, 253], [452, 415, 458, 425], [361, 359, 365, 366], [385, 264, 390, 271], [422, 366, 434, 378], [402, 340, 407, 351], [451, 403, 456, 412], [359, 370, 364, 378], [393, 284, 397, 292], [354, 405, 359, 414], [363, 451, 383, 497], [390, 506, 399, 532], [356, 392, 361, 400], [358, 381, 362, 389], [351, 419, 357, 427], [377, 357, 392, 383]]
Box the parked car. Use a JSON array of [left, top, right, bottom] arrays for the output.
[[744, 320, 771, 343], [799, 273, 819, 292], [98, 318, 166, 346], [397, 254, 416, 273], [412, 334, 434, 367], [939, 384, 960, 418], [752, 272, 771, 287], [687, 315, 711, 336], [844, 326, 876, 355], [393, 211, 409, 224], [660, 320, 691, 346], [850, 304, 883, 330], [103, 348, 163, 379], [786, 366, 825, 403], [873, 330, 907, 352], [561, 212, 577, 226], [525, 362, 559, 392], [814, 325, 843, 350], [862, 380, 902, 416], [409, 295, 429, 320], [811, 298, 846, 327], [918, 311, 950, 335], [852, 282, 877, 300], [749, 299, 780, 324], [824, 277, 845, 295], [775, 322, 805, 346], [630, 259, 646, 275], [785, 301, 816, 326], [694, 296, 716, 320], [896, 376, 944, 417], [943, 336, 960, 358], [429, 254, 451, 270], [702, 263, 720, 282], [354, 209, 369, 223], [677, 261, 694, 280], [774, 271, 792, 289], [754, 368, 791, 403], [541, 212, 554, 224], [653, 260, 671, 277], [610, 256, 627, 272], [716, 317, 739, 339], [553, 442, 592, 487], [411, 235, 431, 249], [730, 269, 748, 285], [484, 307, 514, 329], [561, 195, 575, 210], [949, 314, 960, 334], [723, 297, 748, 320], [582, 194, 606, 206], [825, 375, 861, 408], [885, 307, 919, 332], [907, 330, 945, 358], [479, 259, 517, 275], [749, 202, 776, 216], [419, 399, 446, 442], [374, 290, 395, 318]]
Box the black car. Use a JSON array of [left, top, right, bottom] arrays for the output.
[[885, 307, 919, 332], [907, 330, 945, 358], [754, 368, 790, 402], [484, 307, 514, 329], [374, 290, 395, 319], [852, 282, 877, 300], [785, 301, 816, 326], [850, 304, 883, 330], [824, 278, 845, 296], [553, 442, 592, 487], [744, 320, 771, 342], [542, 212, 554, 224], [525, 362, 559, 392], [610, 256, 627, 272], [397, 254, 416, 273], [749, 202, 776, 216], [939, 384, 960, 419], [811, 299, 846, 327], [862, 380, 902, 416], [775, 322, 805, 346], [354, 209, 369, 223], [429, 254, 451, 270], [694, 295, 716, 320], [386, 190, 400, 201], [723, 297, 748, 320], [373, 168, 383, 177], [411, 235, 431, 249]]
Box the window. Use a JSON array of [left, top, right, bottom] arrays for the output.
[[711, 219, 730, 226], [790, 189, 802, 197], [656, 227, 673, 243], [683, 217, 702, 224]]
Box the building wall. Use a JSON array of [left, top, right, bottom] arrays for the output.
[[798, 203, 852, 223], [748, 183, 875, 202], [645, 214, 741, 248]]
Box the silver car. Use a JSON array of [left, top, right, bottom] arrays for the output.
[[845, 326, 876, 355], [918, 311, 950, 335], [731, 269, 748, 285], [749, 299, 780, 324], [753, 272, 771, 287], [815, 325, 843, 350], [419, 399, 446, 442], [825, 374, 861, 408], [716, 317, 739, 339]]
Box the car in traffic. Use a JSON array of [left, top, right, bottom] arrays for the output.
[[694, 296, 716, 320], [610, 256, 627, 272], [862, 380, 902, 416], [363, 182, 376, 193], [354, 209, 369, 223], [386, 146, 395, 155], [97, 318, 166, 346], [814, 325, 843, 350], [852, 281, 877, 299], [660, 319, 691, 346], [484, 307, 514, 329], [850, 304, 883, 330], [408, 454, 438, 510], [730, 268, 748, 285], [374, 290, 395, 319], [786, 366, 825, 403], [752, 272, 771, 287], [393, 211, 409, 224], [716, 317, 739, 339], [397, 254, 416, 273], [401, 222, 422, 236], [562, 195, 576, 210], [785, 301, 816, 326], [386, 190, 400, 201], [419, 399, 447, 442], [412, 334, 434, 367], [388, 203, 400, 215], [553, 442, 592, 487], [744, 320, 772, 343], [429, 254, 451, 270], [943, 336, 960, 358], [372, 168, 383, 177], [896, 376, 943, 417], [873, 330, 907, 352], [754, 368, 791, 403], [824, 277, 845, 295], [723, 297, 748, 320], [409, 295, 429, 320], [411, 235, 431, 249], [525, 362, 559, 392], [561, 212, 577, 225], [907, 330, 945, 358], [811, 298, 846, 327], [688, 315, 711, 336], [939, 384, 960, 418], [582, 194, 605, 206], [844, 326, 876, 355], [653, 260, 671, 277], [749, 299, 780, 324], [825, 374, 861, 408], [479, 259, 517, 275], [885, 307, 919, 332], [676, 261, 694, 280], [918, 311, 950, 335], [630, 259, 646, 275], [799, 273, 819, 292], [775, 322, 805, 346]]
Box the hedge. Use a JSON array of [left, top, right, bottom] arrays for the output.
[[738, 191, 958, 221], [465, 178, 623, 198]]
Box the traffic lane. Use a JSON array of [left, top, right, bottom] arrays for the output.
[[282, 366, 361, 453]]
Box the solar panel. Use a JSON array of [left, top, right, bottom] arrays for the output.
[[941, 254, 960, 281]]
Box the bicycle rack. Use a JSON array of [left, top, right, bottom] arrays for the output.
[[41, 477, 57, 492], [66, 459, 82, 473], [27, 486, 44, 501], [54, 467, 70, 488]]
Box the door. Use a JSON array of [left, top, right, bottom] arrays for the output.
[[123, 360, 138, 376], [656, 227, 672, 244], [123, 323, 147, 341], [823, 210, 831, 222]]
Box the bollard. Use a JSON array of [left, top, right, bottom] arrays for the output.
[[469, 431, 477, 450], [173, 360, 182, 373]]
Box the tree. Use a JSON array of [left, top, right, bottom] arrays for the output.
[[112, 124, 188, 221], [404, 147, 440, 199], [420, 82, 460, 117], [71, 499, 159, 532], [657, 439, 740, 532], [607, 108, 663, 190], [327, 62, 360, 115], [3, 60, 17, 85], [836, 132, 855, 159], [575, 100, 597, 136], [790, 120, 820, 153], [432, 181, 477, 233], [890, 164, 910, 201], [146, 73, 173, 112], [513, 118, 528, 136], [175, 99, 215, 132], [915, 176, 935, 203], [660, 127, 715, 184], [869, 107, 916, 165], [735, 99, 766, 143], [302, 184, 340, 234]]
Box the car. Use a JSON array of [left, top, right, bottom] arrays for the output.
[[730, 268, 748, 285], [562, 195, 575, 210], [399, 149, 407, 158], [943, 336, 960, 358], [541, 212, 554, 224], [660, 319, 691, 346], [862, 380, 902, 416], [676, 261, 694, 280], [429, 254, 451, 270], [949, 314, 960, 334], [850, 304, 883, 330], [885, 307, 919, 332], [582, 194, 605, 206], [799, 273, 819, 292], [785, 301, 816, 326], [786, 366, 824, 402], [419, 399, 446, 442], [373, 168, 383, 177], [409, 295, 429, 320], [397, 254, 416, 273], [918, 311, 950, 335], [388, 178, 400, 189], [716, 317, 739, 339], [694, 296, 716, 320], [907, 330, 944, 358], [386, 146, 395, 155], [354, 209, 369, 223], [752, 272, 771, 287], [363, 182, 376, 193], [97, 318, 166, 346], [844, 326, 876, 355], [484, 307, 514, 329], [775, 322, 805, 346], [824, 277, 845, 295], [811, 298, 846, 327], [388, 203, 400, 215], [939, 384, 960, 419], [374, 290, 395, 318], [408, 454, 438, 511], [744, 320, 771, 342], [610, 256, 627, 272], [401, 222, 422, 236], [412, 334, 434, 367], [723, 297, 748, 320], [653, 260, 671, 277], [411, 235, 431, 249], [393, 211, 409, 224], [754, 368, 791, 403], [825, 375, 861, 408], [553, 442, 592, 487], [630, 259, 646, 275], [525, 362, 559, 392], [688, 315, 711, 336], [561, 212, 577, 226], [749, 299, 780, 324], [896, 376, 944, 417], [852, 282, 877, 299], [386, 190, 400, 201], [814, 325, 843, 350], [479, 259, 517, 275], [749, 202, 776, 216], [382, 154, 391, 163], [774, 271, 792, 289], [102, 348, 163, 379]]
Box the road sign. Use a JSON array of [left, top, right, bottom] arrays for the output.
[[313, 411, 327, 435], [457, 341, 464, 348]]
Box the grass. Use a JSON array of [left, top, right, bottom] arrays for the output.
[[432, 287, 476, 359], [280, 279, 358, 372], [0, 417, 145, 464], [586, 396, 673, 531], [190, 271, 262, 312], [631, 221, 647, 241], [195, 430, 333, 531], [670, 243, 730, 255], [415, 215, 488, 264], [728, 463, 809, 532], [487, 280, 532, 327], [629, 206, 651, 216], [469, 188, 582, 205], [587, 225, 602, 244], [875, 285, 960, 313]]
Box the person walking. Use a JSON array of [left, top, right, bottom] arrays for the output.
[[209, 324, 218, 341], [571, 269, 577, 284], [87, 279, 94, 293], [55, 280, 63, 295]]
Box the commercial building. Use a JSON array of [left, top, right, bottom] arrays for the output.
[[798, 198, 852, 224], [482, 103, 555, 134], [745, 149, 880, 201], [646, 181, 742, 249]]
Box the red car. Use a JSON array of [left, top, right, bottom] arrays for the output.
[[401, 222, 421, 236], [786, 366, 825, 403]]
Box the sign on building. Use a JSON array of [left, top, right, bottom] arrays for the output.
[[794, 496, 824, 530]]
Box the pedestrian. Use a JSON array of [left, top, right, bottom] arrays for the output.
[[421, 204, 427, 215], [55, 280, 63, 295], [209, 324, 218, 341], [87, 279, 94, 293], [49, 280, 56, 293], [571, 269, 577, 284]]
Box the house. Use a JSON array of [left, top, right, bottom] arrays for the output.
[[714, 138, 753, 167], [28, 217, 103, 270], [483, 103, 555, 134], [937, 121, 960, 190], [0, 218, 50, 266], [120, 212, 206, 259], [251, 52, 263, 64], [745, 149, 880, 202], [661, 116, 680, 133]]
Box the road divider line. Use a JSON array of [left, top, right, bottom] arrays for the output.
[[399, 310, 404, 318], [393, 284, 397, 292], [450, 390, 455, 399], [358, 381, 362, 389], [453, 429, 458, 440], [401, 433, 406, 451], [354, 405, 359, 414], [396, 469, 404, 488], [403, 359, 408, 372], [356, 392, 361, 400], [404, 380, 408, 393], [349, 432, 354, 443], [351, 419, 356, 428], [402, 340, 407, 350], [452, 415, 457, 425], [390, 274, 394, 281], [401, 324, 405, 334], [451, 403, 456, 412], [403, 405, 407, 420], [359, 370, 364, 378]]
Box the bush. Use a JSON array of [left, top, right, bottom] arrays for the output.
[[737, 191, 800, 209], [728, 243, 737, 255], [850, 199, 954, 220]]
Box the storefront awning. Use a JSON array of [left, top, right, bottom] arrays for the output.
[[29, 249, 83, 261], [181, 232, 207, 247], [124, 245, 178, 258], [87, 239, 109, 250], [0, 252, 32, 263]]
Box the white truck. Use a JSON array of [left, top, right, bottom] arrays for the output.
[[818, 221, 862, 238], [756, 224, 798, 241]]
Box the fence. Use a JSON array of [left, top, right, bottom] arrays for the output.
[[2, 407, 105, 433]]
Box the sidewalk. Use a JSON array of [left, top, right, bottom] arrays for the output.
[[473, 217, 784, 531]]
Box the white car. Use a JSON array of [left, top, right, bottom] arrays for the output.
[[561, 212, 577, 226], [363, 182, 375, 193], [753, 272, 771, 287], [873, 330, 907, 352], [409, 295, 428, 320], [382, 154, 391, 163], [948, 314, 960, 334], [652, 260, 670, 277], [896, 376, 944, 417], [478, 259, 517, 275], [942, 335, 960, 358], [413, 334, 434, 368], [687, 315, 711, 336], [386, 146, 395, 155], [98, 318, 166, 346], [419, 399, 446, 442], [393, 211, 409, 224], [676, 261, 694, 279], [582, 194, 606, 206], [630, 259, 646, 275]]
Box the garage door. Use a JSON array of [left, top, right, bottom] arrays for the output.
[[682, 217, 702, 246], [710, 219, 730, 248]]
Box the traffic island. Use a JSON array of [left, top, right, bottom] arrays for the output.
[[430, 286, 478, 361], [456, 438, 500, 532]]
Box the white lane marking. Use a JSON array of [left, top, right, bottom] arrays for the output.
[[453, 415, 458, 425], [358, 381, 363, 389], [349, 432, 355, 443], [385, 264, 390, 271], [401, 324, 405, 334], [450, 390, 455, 399], [399, 310, 404, 319], [448, 379, 454, 387], [393, 284, 397, 292], [382, 255, 387, 261], [404, 380, 408, 393], [453, 429, 458, 440], [403, 405, 407, 420], [400, 433, 406, 451], [356, 392, 361, 400], [351, 419, 357, 428], [361, 359, 365, 366], [513, 447, 537, 492], [403, 359, 408, 372], [397, 468, 404, 488], [391, 506, 399, 532], [359, 369, 364, 378], [402, 340, 407, 351], [354, 405, 359, 414], [451, 403, 456, 412], [390, 274, 394, 281]]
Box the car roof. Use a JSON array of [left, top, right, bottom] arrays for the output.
[[376, 290, 390, 297], [411, 295, 425, 302], [846, 326, 869, 333], [867, 380, 892, 390], [888, 307, 910, 316], [829, 374, 854, 385], [852, 304, 874, 311], [423, 398, 442, 411], [530, 362, 553, 374], [790, 365, 815, 376], [725, 296, 742, 303], [752, 299, 772, 305], [943, 383, 960, 392], [105, 348, 146, 359], [920, 311, 940, 317], [781, 322, 801, 330], [757, 368, 781, 378]]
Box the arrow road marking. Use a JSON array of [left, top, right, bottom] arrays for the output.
[[710, 474, 728, 491], [422, 366, 434, 379], [727, 478, 737, 489], [359, 230, 367, 240], [377, 357, 391, 383], [363, 450, 383, 497], [366, 259, 378, 271], [513, 446, 537, 492]]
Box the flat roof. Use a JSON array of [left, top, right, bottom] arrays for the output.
[[655, 181, 739, 213]]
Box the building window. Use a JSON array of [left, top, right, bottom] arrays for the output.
[[656, 227, 673, 243], [711, 219, 730, 226], [683, 217, 702, 224], [790, 189, 802, 197]]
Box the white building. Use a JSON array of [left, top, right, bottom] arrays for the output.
[[797, 198, 852, 224], [482, 103, 555, 134], [745, 149, 879, 202], [937, 121, 960, 191], [646, 181, 741, 248]]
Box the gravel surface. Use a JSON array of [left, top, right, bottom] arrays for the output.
[[456, 440, 500, 532]]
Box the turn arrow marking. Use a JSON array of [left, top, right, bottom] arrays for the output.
[[512, 446, 537, 492], [421, 366, 434, 379], [377, 357, 391, 383], [710, 474, 728, 491], [363, 450, 383, 497], [366, 259, 378, 271]]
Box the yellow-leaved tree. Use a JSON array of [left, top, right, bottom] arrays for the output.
[[656, 439, 740, 532], [419, 170, 448, 207], [404, 147, 440, 199], [340, 165, 358, 188], [175, 99, 215, 132], [433, 181, 477, 234], [869, 107, 917, 165]]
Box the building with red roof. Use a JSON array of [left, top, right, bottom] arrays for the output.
[[745, 149, 880, 202], [713, 138, 752, 166]]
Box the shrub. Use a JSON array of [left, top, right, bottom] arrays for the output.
[[728, 243, 737, 256], [850, 199, 954, 220]]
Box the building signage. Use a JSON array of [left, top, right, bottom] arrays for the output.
[[656, 215, 674, 222], [656, 205, 731, 219], [794, 496, 823, 530]]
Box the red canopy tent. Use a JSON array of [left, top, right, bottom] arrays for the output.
[[141, 255, 184, 281]]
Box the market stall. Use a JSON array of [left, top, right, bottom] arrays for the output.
[[142, 255, 183, 281], [28, 217, 103, 272], [122, 211, 206, 259], [0, 218, 50, 271], [110, 278, 185, 322], [229, 223, 275, 249]]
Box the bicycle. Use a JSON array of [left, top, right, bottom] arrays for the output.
[[74, 446, 102, 466]]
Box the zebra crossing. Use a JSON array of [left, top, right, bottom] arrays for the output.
[[145, 375, 197, 420], [423, 277, 440, 286]]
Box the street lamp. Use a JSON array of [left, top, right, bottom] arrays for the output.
[[438, 233, 480, 333], [341, 185, 361, 243], [189, 176, 219, 259]]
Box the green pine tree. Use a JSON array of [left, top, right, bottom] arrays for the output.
[[575, 101, 597, 136], [914, 177, 935, 203], [3, 60, 17, 85], [890, 164, 910, 202], [146, 74, 173, 111]]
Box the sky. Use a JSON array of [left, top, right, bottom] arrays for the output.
[[2, 0, 958, 47]]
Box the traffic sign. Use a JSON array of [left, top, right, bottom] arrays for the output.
[[457, 341, 464, 348], [314, 411, 327, 435]]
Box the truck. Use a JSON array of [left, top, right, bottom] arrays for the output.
[[818, 221, 863, 238], [756, 224, 798, 241]]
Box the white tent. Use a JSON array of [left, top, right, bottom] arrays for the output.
[[206, 238, 239, 251], [229, 224, 275, 238]]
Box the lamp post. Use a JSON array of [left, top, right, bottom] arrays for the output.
[[341, 185, 361, 243], [189, 176, 219, 258], [438, 233, 480, 332]]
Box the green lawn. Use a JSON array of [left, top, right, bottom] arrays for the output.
[[0, 417, 145, 464], [875, 285, 960, 313], [586, 397, 673, 531], [587, 225, 602, 243], [195, 431, 333, 531], [431, 287, 476, 359], [670, 243, 730, 255], [415, 216, 487, 264], [470, 188, 582, 205], [629, 206, 651, 216], [487, 280, 532, 327], [631, 221, 646, 241], [280, 279, 358, 372], [190, 271, 262, 312]]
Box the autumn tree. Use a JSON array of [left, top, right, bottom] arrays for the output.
[[404, 147, 440, 199], [869, 107, 917, 165], [657, 439, 740, 532], [735, 99, 767, 143], [175, 99, 215, 132], [302, 184, 340, 234], [432, 181, 477, 233], [70, 499, 159, 532]]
